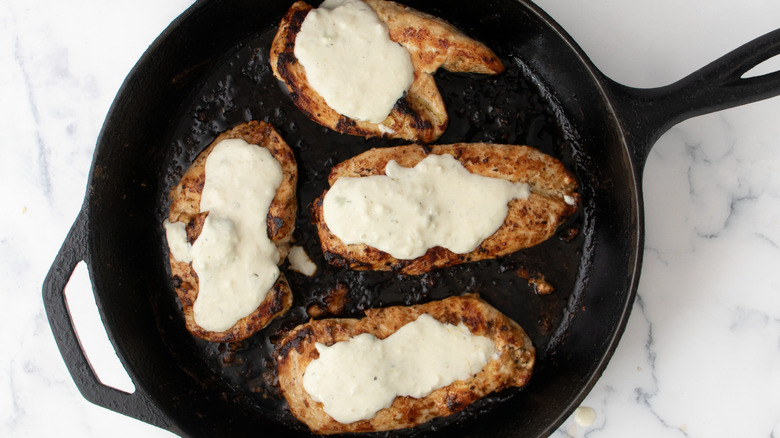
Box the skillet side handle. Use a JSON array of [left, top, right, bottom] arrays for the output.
[[42, 210, 176, 434], [606, 27, 780, 169]]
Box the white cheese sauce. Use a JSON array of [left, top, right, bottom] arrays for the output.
[[573, 406, 596, 427], [288, 245, 317, 276], [302, 313, 496, 423], [163, 219, 192, 263], [294, 0, 414, 123], [322, 153, 531, 259], [165, 138, 283, 332]]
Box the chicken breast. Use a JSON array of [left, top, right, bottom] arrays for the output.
[[275, 294, 535, 434], [166, 121, 297, 342], [312, 143, 579, 275], [269, 0, 504, 143]]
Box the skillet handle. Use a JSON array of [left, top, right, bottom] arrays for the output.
[[606, 27, 780, 168], [42, 210, 175, 433]]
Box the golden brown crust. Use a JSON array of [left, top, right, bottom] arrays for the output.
[[312, 143, 579, 275], [275, 295, 535, 434], [364, 0, 504, 75], [167, 121, 297, 342], [269, 0, 504, 143]]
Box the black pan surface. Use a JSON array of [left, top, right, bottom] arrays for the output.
[[43, 0, 780, 436], [157, 21, 585, 432]]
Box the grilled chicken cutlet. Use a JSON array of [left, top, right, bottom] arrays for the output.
[[270, 0, 504, 143], [312, 143, 579, 275], [276, 295, 535, 434], [166, 121, 297, 342]]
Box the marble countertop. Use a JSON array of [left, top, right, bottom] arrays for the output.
[[3, 0, 779, 436]]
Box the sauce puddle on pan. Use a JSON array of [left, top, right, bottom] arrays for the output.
[[153, 26, 585, 433]]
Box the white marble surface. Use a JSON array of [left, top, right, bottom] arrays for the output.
[[3, 0, 779, 437]]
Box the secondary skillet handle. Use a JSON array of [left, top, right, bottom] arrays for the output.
[[605, 27, 780, 168], [42, 210, 175, 433]]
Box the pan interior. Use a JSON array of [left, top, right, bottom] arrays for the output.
[[155, 29, 585, 434], [84, 0, 641, 436]]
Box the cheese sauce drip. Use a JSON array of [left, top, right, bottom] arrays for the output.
[[322, 153, 531, 259], [165, 139, 283, 332], [288, 245, 317, 276], [163, 220, 192, 263], [302, 313, 496, 423], [294, 0, 414, 123]]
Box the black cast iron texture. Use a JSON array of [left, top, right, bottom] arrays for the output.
[[43, 0, 780, 437]]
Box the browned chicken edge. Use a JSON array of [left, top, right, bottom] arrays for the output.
[[275, 294, 535, 434], [166, 121, 297, 343]]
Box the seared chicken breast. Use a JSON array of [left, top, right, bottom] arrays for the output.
[[275, 294, 535, 434], [269, 0, 504, 143], [166, 121, 297, 342], [312, 143, 579, 275]]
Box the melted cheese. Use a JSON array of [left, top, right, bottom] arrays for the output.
[[302, 313, 495, 423], [294, 0, 414, 123], [288, 245, 317, 276], [163, 219, 192, 263], [168, 139, 283, 332], [574, 406, 596, 427], [322, 153, 531, 259]]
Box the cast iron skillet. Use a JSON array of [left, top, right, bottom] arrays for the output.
[[43, 0, 780, 436]]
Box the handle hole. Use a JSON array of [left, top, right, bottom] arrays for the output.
[[742, 53, 780, 79], [64, 262, 136, 394]]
